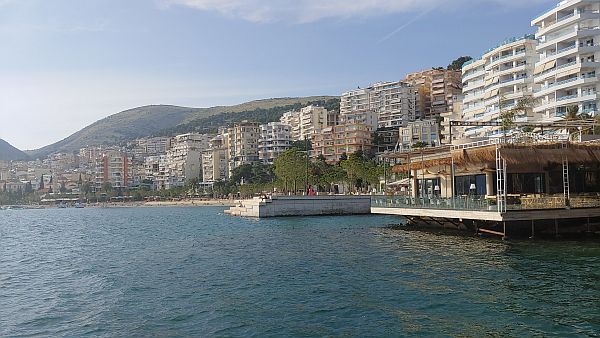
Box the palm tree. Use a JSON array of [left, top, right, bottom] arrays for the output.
[[566, 105, 580, 140], [499, 96, 536, 138]]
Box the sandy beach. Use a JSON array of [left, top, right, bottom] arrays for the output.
[[142, 199, 239, 207]]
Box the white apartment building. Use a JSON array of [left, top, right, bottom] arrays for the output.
[[340, 88, 379, 130], [280, 105, 329, 141], [258, 122, 292, 164], [202, 135, 228, 183], [164, 133, 211, 188], [532, 0, 600, 120], [226, 121, 260, 176], [461, 34, 539, 139], [396, 120, 441, 152], [340, 81, 416, 131]]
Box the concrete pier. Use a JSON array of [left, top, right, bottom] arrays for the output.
[[371, 204, 600, 238], [224, 195, 371, 218]]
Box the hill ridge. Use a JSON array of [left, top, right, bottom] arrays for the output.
[[28, 96, 337, 159], [0, 139, 30, 161]]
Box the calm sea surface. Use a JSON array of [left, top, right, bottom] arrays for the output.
[[1, 207, 599, 337]]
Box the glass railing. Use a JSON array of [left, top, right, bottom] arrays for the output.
[[462, 59, 478, 69], [557, 94, 578, 101], [372, 195, 600, 212], [543, 44, 577, 59], [582, 108, 597, 114], [371, 196, 495, 212], [500, 75, 528, 84], [556, 12, 575, 23], [482, 34, 536, 56], [541, 76, 580, 89]]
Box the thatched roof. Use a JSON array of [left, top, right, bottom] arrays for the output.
[[391, 157, 452, 172], [391, 142, 600, 173]]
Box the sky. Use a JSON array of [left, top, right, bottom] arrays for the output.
[[0, 0, 557, 150]]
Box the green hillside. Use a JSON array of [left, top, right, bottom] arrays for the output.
[[28, 96, 336, 158]]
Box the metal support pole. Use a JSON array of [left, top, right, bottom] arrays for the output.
[[502, 221, 507, 241], [421, 150, 425, 200], [529, 220, 535, 239], [555, 219, 559, 238], [587, 217, 591, 233], [305, 135, 309, 195]]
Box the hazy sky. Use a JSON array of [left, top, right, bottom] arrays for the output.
[[0, 0, 555, 150]]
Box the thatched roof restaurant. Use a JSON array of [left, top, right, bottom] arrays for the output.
[[391, 142, 600, 173]]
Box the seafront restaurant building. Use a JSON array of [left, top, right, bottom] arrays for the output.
[[372, 132, 600, 238]]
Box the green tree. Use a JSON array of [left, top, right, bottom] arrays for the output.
[[274, 149, 308, 194], [447, 56, 473, 70], [500, 96, 536, 134], [290, 139, 312, 151], [101, 182, 113, 193], [412, 141, 428, 149], [340, 151, 366, 192]]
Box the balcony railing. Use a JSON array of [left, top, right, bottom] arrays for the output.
[[557, 94, 578, 101], [535, 60, 578, 79], [372, 195, 600, 212], [371, 196, 494, 212], [541, 76, 580, 89]]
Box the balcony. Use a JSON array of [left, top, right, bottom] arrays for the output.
[[486, 50, 527, 69], [534, 60, 579, 81], [557, 94, 578, 101]]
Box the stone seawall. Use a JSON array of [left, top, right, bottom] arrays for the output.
[[224, 195, 372, 218]]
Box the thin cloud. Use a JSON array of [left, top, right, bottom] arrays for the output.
[[162, 0, 553, 23]]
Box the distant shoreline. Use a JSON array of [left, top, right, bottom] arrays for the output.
[[1, 199, 239, 209]]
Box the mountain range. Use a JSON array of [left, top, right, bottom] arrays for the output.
[[24, 96, 337, 159]]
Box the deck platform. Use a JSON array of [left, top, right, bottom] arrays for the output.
[[371, 196, 600, 238]]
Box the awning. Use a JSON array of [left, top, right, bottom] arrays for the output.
[[534, 60, 556, 74], [544, 60, 556, 72], [388, 178, 411, 186], [534, 64, 545, 74], [556, 67, 580, 79]]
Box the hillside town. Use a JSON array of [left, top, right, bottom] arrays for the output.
[[1, 0, 599, 205]]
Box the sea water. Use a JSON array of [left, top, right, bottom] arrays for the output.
[[1, 207, 598, 336]]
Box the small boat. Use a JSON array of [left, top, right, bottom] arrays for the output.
[[74, 202, 85, 208], [57, 202, 67, 208]]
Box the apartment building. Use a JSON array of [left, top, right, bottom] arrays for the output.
[[340, 81, 416, 131], [405, 71, 432, 119], [440, 93, 464, 144], [164, 133, 211, 188], [396, 120, 441, 152], [311, 122, 373, 163], [461, 34, 539, 139], [280, 105, 329, 141], [136, 137, 172, 156], [202, 135, 228, 183], [532, 0, 600, 120], [94, 150, 133, 191], [227, 121, 260, 175], [258, 122, 292, 164], [405, 69, 462, 120], [431, 70, 463, 117]]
